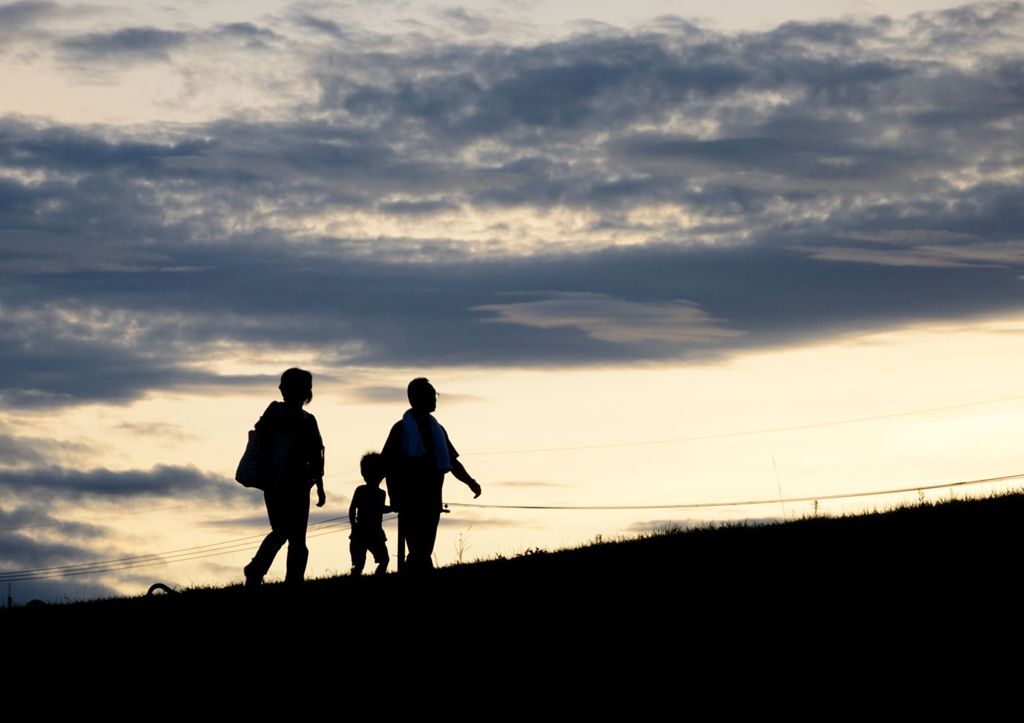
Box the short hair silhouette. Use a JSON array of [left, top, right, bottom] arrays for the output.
[[407, 377, 435, 408], [360, 451, 385, 483], [280, 367, 313, 405]]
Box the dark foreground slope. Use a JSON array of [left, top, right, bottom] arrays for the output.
[[6, 493, 1024, 659]]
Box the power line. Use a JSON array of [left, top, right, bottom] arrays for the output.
[[5, 470, 1022, 582], [0, 522, 358, 583], [447, 472, 1024, 511], [0, 515, 365, 582], [0, 481, 363, 534]]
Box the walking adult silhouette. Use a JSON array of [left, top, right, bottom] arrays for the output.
[[243, 368, 326, 588], [381, 378, 481, 572]]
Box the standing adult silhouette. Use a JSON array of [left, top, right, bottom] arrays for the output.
[[382, 378, 481, 573], [244, 368, 326, 588]]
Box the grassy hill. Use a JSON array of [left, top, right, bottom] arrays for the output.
[[9, 491, 1023, 630], [8, 491, 1024, 691]]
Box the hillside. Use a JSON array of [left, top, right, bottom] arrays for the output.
[[9, 491, 1022, 634]]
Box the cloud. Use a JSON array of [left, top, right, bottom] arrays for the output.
[[0, 464, 236, 501], [0, 5, 1021, 405], [0, 503, 106, 537], [0, 533, 97, 570], [3, 238, 1024, 408], [437, 513, 522, 528], [0, 502, 121, 604], [0, 0, 101, 51], [114, 422, 198, 442], [199, 510, 351, 531], [215, 22, 281, 45], [491, 481, 575, 489], [792, 240, 1024, 269], [0, 0, 59, 30], [0, 426, 93, 468], [379, 199, 460, 216], [56, 20, 282, 67], [59, 26, 191, 62], [289, 10, 349, 39], [348, 386, 483, 405], [0, 298, 277, 407], [475, 293, 743, 344], [0, 504, 125, 603], [439, 7, 491, 36]]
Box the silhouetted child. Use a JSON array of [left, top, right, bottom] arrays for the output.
[[349, 452, 392, 576]]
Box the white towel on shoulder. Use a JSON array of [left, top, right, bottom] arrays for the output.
[[402, 409, 452, 471]]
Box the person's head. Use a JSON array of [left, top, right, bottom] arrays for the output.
[[407, 377, 437, 413], [360, 452, 385, 486], [279, 367, 313, 407]]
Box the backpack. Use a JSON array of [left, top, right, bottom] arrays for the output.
[[235, 403, 320, 490]]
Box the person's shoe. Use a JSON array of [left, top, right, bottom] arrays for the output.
[[243, 563, 262, 590]]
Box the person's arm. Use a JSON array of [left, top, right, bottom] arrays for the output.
[[310, 415, 326, 507], [315, 478, 326, 508], [382, 422, 403, 511], [348, 496, 358, 526], [450, 458, 481, 498]]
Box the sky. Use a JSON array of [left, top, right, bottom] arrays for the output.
[[2, 0, 1023, 603]]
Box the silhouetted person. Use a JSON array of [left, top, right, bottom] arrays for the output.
[[382, 377, 481, 573], [244, 368, 326, 589], [349, 452, 392, 576]]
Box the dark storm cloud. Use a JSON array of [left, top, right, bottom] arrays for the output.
[[0, 4, 1023, 406]]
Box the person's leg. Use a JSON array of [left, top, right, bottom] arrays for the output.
[[403, 506, 440, 573], [245, 488, 288, 585], [351, 537, 367, 575], [369, 535, 390, 576], [284, 487, 311, 587], [420, 507, 441, 569], [402, 508, 425, 572]]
